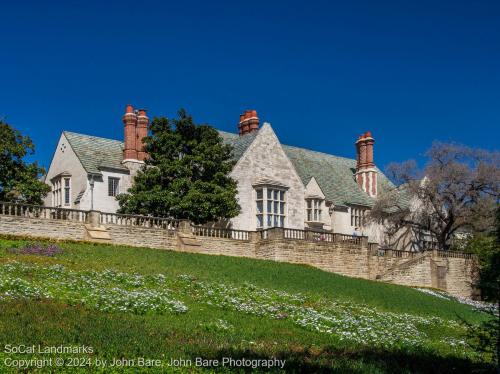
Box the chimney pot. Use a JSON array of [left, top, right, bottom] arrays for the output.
[[238, 109, 260, 136], [123, 104, 138, 160]]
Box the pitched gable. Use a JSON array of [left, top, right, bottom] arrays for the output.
[[57, 129, 394, 207], [64, 131, 128, 175]]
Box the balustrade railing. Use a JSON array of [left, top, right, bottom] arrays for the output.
[[372, 247, 474, 260], [0, 201, 87, 222], [191, 225, 249, 241], [0, 202, 476, 259], [283, 228, 305, 240], [260, 229, 270, 240], [436, 250, 474, 259], [100, 212, 180, 230], [334, 233, 363, 244]]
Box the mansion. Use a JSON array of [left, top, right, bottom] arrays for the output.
[[44, 105, 398, 245]]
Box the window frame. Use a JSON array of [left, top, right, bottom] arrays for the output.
[[306, 198, 323, 222], [255, 186, 286, 229], [108, 177, 120, 197], [51, 174, 71, 208], [350, 206, 367, 228], [63, 177, 71, 206]]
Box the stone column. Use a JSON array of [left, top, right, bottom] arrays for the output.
[[86, 210, 101, 228], [249, 231, 260, 243], [178, 220, 192, 235], [268, 227, 284, 240]]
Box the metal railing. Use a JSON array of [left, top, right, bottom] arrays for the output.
[[100, 212, 180, 230], [191, 225, 250, 241], [0, 201, 87, 222]]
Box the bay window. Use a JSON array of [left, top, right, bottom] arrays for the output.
[[51, 175, 71, 207], [255, 186, 286, 229]]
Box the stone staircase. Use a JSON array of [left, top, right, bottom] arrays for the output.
[[376, 251, 430, 280]]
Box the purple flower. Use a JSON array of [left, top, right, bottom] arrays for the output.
[[8, 243, 63, 257]]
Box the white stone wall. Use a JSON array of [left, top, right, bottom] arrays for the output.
[[78, 169, 130, 213], [229, 124, 306, 231], [331, 207, 352, 235], [44, 133, 88, 209], [332, 205, 387, 244]]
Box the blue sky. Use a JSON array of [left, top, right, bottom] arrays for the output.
[[1, 0, 498, 171]]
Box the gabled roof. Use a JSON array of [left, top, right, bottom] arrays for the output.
[[219, 131, 394, 207], [60, 129, 394, 207], [283, 146, 394, 207], [218, 130, 259, 160], [63, 131, 129, 175]]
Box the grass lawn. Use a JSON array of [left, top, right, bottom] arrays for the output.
[[0, 236, 495, 373]]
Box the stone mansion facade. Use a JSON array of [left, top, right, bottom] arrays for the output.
[[44, 105, 397, 245]]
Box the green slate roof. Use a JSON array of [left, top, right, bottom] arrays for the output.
[[218, 131, 258, 160], [283, 145, 393, 207], [218, 131, 393, 207], [64, 131, 129, 175], [62, 129, 394, 207]]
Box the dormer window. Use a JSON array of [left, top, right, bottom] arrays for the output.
[[306, 198, 322, 222]]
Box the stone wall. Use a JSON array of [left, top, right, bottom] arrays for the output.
[[0, 213, 478, 298], [0, 215, 87, 241], [107, 224, 177, 250]]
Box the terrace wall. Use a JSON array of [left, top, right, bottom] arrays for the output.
[[0, 203, 478, 298]]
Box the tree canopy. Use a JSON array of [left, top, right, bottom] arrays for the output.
[[370, 142, 500, 250], [117, 109, 240, 224], [0, 120, 50, 204]]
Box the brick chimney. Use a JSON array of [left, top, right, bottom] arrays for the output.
[[136, 109, 149, 161], [123, 104, 138, 160], [238, 110, 259, 136], [355, 131, 377, 197]]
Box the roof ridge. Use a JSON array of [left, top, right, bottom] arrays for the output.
[[64, 131, 123, 144], [217, 130, 357, 162], [282, 144, 356, 163]]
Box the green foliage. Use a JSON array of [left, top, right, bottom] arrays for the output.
[[462, 206, 500, 368], [466, 234, 500, 302], [464, 314, 499, 367], [0, 238, 496, 373], [0, 237, 487, 323], [0, 121, 50, 204], [117, 110, 240, 224]]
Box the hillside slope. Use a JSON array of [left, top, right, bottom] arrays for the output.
[[0, 237, 494, 373]]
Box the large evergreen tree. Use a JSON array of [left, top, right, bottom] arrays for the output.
[[0, 120, 50, 204], [117, 109, 240, 224]]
